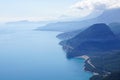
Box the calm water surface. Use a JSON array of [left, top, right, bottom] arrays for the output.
[[0, 26, 92, 80]]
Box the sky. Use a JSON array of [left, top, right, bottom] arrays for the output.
[[0, 0, 79, 23], [0, 0, 120, 23]]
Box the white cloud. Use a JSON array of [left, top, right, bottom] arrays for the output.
[[67, 0, 120, 18]]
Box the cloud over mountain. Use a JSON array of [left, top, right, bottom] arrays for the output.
[[67, 0, 120, 18]]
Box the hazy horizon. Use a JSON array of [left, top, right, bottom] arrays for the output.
[[0, 0, 78, 23], [0, 0, 120, 23]]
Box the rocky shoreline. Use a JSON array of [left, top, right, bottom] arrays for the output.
[[76, 55, 99, 74], [61, 44, 115, 80]]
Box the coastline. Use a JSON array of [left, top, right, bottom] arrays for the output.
[[76, 55, 99, 76], [76, 55, 89, 60]]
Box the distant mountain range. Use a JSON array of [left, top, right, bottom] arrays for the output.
[[37, 8, 120, 32], [0, 20, 51, 34], [6, 20, 50, 27]]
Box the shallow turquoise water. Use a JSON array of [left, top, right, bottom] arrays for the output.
[[0, 26, 92, 80]]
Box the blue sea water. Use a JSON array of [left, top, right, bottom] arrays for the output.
[[0, 25, 92, 80]]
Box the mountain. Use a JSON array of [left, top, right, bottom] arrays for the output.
[[60, 23, 120, 58], [56, 28, 86, 40], [95, 8, 120, 23], [6, 20, 50, 27], [37, 8, 120, 32], [59, 23, 120, 80], [0, 20, 51, 35], [89, 52, 120, 80], [38, 21, 87, 32], [109, 22, 120, 35]]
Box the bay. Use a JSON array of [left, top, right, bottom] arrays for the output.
[[0, 26, 92, 80]]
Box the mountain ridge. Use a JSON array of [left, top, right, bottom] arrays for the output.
[[37, 8, 120, 32]]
